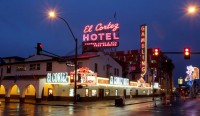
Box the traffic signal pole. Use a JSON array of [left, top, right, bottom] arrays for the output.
[[162, 52, 200, 54]]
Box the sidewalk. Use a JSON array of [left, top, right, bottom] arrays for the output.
[[0, 97, 160, 107]]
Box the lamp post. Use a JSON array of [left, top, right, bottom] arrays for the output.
[[48, 11, 78, 104]]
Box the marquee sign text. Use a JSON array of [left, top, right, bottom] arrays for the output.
[[46, 72, 69, 83], [110, 76, 129, 86]]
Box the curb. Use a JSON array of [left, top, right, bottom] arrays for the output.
[[0, 99, 160, 107]]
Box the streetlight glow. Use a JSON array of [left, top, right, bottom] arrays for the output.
[[48, 11, 56, 18], [187, 6, 198, 14]]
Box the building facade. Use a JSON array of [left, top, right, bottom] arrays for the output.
[[0, 52, 158, 102], [106, 48, 174, 93]]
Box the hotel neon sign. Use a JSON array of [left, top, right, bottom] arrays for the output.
[[82, 22, 120, 48]]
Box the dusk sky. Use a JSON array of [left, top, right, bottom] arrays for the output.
[[1, 1, 200, 85]]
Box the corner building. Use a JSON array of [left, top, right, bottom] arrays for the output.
[[0, 52, 157, 102]]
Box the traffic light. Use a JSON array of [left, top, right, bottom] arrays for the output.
[[153, 48, 160, 56], [184, 48, 190, 59], [37, 43, 43, 55]]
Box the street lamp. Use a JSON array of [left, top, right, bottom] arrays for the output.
[[187, 5, 200, 15], [48, 10, 78, 104], [187, 6, 197, 14]]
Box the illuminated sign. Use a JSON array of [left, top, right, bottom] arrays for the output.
[[152, 83, 159, 88], [185, 65, 199, 81], [110, 76, 129, 86], [70, 67, 97, 85], [46, 72, 69, 83], [80, 73, 96, 85], [83, 41, 118, 48], [130, 81, 138, 87], [82, 22, 120, 51], [140, 24, 147, 76], [178, 77, 183, 85]]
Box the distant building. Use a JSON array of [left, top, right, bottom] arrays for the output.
[[106, 48, 174, 93]]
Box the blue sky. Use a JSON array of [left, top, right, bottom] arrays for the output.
[[0, 0, 200, 85]]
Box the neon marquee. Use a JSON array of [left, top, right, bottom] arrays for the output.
[[46, 72, 69, 83]]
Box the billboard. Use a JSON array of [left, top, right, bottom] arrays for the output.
[[82, 22, 120, 52]]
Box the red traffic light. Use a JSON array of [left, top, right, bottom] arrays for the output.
[[37, 43, 43, 55], [154, 48, 160, 56], [39, 43, 42, 48], [184, 48, 190, 59]]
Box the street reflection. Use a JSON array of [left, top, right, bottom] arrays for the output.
[[1, 98, 200, 116], [68, 106, 74, 115]]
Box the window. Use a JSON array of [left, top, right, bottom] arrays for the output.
[[17, 87, 20, 93], [143, 90, 146, 94], [69, 89, 74, 97], [94, 63, 98, 73], [16, 65, 26, 71], [85, 88, 89, 97], [105, 89, 110, 96], [30, 64, 40, 71], [91, 90, 97, 96], [115, 89, 118, 96], [7, 65, 11, 73], [27, 86, 30, 93], [46, 62, 52, 71]]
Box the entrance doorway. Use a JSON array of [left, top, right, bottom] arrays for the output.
[[47, 88, 53, 101], [99, 89, 104, 99], [123, 89, 126, 98]]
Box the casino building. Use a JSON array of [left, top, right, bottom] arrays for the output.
[[0, 51, 158, 102], [0, 22, 164, 102]]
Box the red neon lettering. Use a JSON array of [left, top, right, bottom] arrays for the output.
[[83, 34, 89, 41], [91, 34, 98, 41], [142, 55, 145, 60], [95, 23, 103, 31], [83, 42, 118, 48], [142, 67, 145, 72], [113, 32, 119, 40], [106, 33, 111, 40], [98, 33, 104, 40], [141, 32, 145, 37], [141, 38, 145, 42], [142, 61, 145, 66], [84, 25, 93, 33], [141, 26, 145, 31], [95, 22, 119, 32], [141, 49, 144, 54], [141, 43, 145, 48]]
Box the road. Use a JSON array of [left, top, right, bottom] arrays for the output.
[[0, 97, 199, 116]]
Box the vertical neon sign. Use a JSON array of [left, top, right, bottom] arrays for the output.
[[140, 24, 147, 77]]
